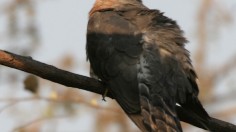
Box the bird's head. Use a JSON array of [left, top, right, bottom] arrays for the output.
[[90, 0, 143, 16]]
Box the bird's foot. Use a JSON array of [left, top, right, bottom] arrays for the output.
[[102, 88, 109, 102]]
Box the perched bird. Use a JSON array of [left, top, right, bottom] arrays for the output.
[[86, 0, 210, 131]]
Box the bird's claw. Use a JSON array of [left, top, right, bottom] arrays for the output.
[[102, 88, 109, 101]]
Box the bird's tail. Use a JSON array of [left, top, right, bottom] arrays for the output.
[[129, 84, 182, 132]]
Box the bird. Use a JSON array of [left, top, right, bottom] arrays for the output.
[[86, 0, 210, 131]]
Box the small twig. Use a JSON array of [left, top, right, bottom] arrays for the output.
[[12, 114, 71, 132], [0, 96, 120, 113], [3, 96, 120, 131], [212, 54, 236, 81], [0, 102, 18, 114]]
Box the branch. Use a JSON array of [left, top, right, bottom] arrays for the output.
[[212, 54, 236, 81], [0, 50, 236, 131], [0, 50, 113, 98], [176, 106, 236, 131]]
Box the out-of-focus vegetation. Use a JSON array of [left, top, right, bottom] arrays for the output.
[[0, 0, 235, 132]]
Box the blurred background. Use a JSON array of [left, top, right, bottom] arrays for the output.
[[0, 0, 236, 131]]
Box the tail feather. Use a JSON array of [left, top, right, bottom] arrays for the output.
[[128, 83, 182, 132], [128, 95, 182, 132]]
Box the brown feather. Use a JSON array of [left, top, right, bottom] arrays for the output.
[[86, 0, 210, 131]]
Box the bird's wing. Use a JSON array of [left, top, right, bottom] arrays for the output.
[[87, 9, 142, 114], [134, 9, 210, 128]]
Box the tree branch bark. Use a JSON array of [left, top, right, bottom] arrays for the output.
[[0, 50, 236, 131], [0, 50, 113, 98]]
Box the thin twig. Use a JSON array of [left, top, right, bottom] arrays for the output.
[[0, 102, 18, 114], [0, 96, 120, 113], [12, 114, 71, 132], [212, 54, 236, 81]]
